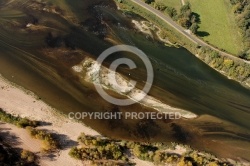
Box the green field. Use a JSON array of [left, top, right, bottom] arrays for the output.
[[155, 0, 182, 10], [189, 0, 242, 55]]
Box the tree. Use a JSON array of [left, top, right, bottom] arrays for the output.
[[207, 162, 219, 166], [178, 18, 191, 28], [189, 23, 199, 34], [154, 2, 166, 11], [164, 6, 178, 18], [191, 14, 198, 23], [77, 132, 86, 143], [153, 151, 163, 164], [233, 3, 243, 13], [223, 59, 234, 68], [210, 50, 219, 58], [69, 147, 82, 159], [178, 2, 194, 28], [144, 0, 154, 4], [133, 145, 142, 157], [21, 150, 36, 163], [180, 2, 191, 14]]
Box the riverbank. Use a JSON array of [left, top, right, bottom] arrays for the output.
[[0, 74, 163, 166]]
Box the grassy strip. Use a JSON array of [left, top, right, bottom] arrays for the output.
[[0, 108, 38, 128]]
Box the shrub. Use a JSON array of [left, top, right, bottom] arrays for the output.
[[26, 127, 59, 151], [0, 108, 38, 128], [21, 150, 36, 163]]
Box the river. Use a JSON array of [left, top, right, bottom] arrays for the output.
[[0, 0, 250, 160]]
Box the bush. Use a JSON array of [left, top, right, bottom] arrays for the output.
[[0, 108, 38, 128], [26, 127, 59, 151], [70, 133, 129, 164], [154, 2, 166, 11], [69, 147, 82, 159], [164, 6, 178, 19], [21, 150, 36, 163]]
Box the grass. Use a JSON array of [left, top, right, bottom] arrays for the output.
[[189, 0, 243, 55], [155, 0, 182, 11]]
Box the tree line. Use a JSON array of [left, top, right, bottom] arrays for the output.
[[144, 0, 200, 34], [231, 0, 250, 59], [69, 132, 234, 166]]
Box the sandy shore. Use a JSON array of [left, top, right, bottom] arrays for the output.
[[0, 74, 156, 166], [0, 74, 99, 166]]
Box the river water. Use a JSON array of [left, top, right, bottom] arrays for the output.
[[0, 0, 250, 160]]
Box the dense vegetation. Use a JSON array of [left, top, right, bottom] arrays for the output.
[[20, 150, 37, 164], [0, 108, 38, 128], [230, 0, 250, 59], [178, 2, 199, 34], [69, 133, 233, 166], [69, 133, 131, 165], [197, 46, 250, 81]]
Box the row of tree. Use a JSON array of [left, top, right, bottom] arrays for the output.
[[69, 132, 233, 166], [197, 46, 250, 81], [230, 0, 250, 59], [144, 0, 199, 34]]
